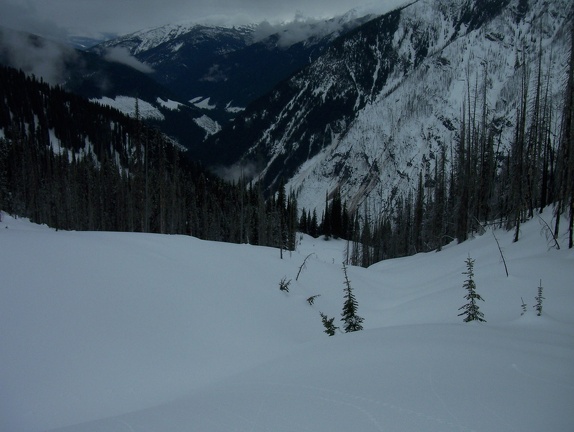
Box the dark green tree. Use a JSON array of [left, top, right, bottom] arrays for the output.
[[320, 312, 338, 336], [341, 262, 364, 332], [458, 256, 486, 322], [534, 280, 544, 316]]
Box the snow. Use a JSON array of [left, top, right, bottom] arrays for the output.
[[190, 96, 217, 110], [90, 96, 165, 120], [225, 101, 245, 113], [193, 114, 222, 136], [170, 42, 184, 52], [156, 97, 183, 110], [0, 211, 573, 432], [279, 0, 572, 216]]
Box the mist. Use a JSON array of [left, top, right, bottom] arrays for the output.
[[253, 13, 349, 47], [0, 28, 77, 85], [103, 47, 155, 73], [213, 161, 259, 183]]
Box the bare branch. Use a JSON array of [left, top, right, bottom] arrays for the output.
[[539, 215, 561, 250], [296, 253, 316, 281], [475, 217, 508, 277]]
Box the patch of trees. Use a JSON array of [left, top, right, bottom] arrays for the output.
[[0, 65, 297, 249]]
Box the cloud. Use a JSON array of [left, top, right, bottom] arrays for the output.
[[1, 0, 384, 39], [0, 1, 79, 85], [0, 1, 69, 41], [103, 47, 155, 73], [252, 11, 357, 48], [213, 161, 259, 182], [0, 28, 77, 84], [201, 64, 227, 82]]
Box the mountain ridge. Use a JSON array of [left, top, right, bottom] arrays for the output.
[[91, 12, 382, 127], [202, 0, 572, 215]]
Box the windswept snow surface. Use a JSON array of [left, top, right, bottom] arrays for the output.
[[1, 211, 573, 432]]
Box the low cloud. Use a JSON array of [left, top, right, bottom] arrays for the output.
[[0, 28, 77, 85], [213, 161, 258, 182], [201, 64, 227, 82], [0, 1, 68, 42], [253, 12, 354, 48], [103, 47, 154, 74]]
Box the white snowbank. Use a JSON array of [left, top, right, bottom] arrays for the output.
[[0, 211, 572, 432]]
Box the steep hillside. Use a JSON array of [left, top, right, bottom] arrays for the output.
[[204, 0, 572, 213]]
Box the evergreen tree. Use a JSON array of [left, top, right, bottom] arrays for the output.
[[361, 202, 372, 267], [520, 297, 528, 316], [340, 262, 364, 332], [413, 171, 424, 252], [458, 255, 486, 322], [320, 312, 338, 336], [330, 187, 343, 238], [287, 191, 298, 251], [322, 191, 331, 238], [555, 17, 574, 249], [431, 146, 447, 250], [455, 101, 470, 243], [0, 138, 9, 212], [277, 178, 287, 257], [534, 280, 544, 316]]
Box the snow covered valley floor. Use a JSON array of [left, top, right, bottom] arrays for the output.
[[1, 212, 573, 432]]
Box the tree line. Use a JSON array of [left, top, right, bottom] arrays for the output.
[[0, 65, 297, 250]]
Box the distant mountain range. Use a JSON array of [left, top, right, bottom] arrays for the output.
[[91, 11, 377, 127]]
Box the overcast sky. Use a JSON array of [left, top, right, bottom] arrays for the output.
[[0, 0, 397, 39]]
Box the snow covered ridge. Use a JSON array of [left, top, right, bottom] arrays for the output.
[[1, 211, 573, 432], [96, 6, 393, 57], [97, 22, 256, 56]]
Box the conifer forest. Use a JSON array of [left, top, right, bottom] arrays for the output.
[[1, 16, 573, 265]]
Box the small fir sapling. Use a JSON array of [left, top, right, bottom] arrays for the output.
[[320, 312, 338, 336], [534, 280, 544, 316], [520, 297, 528, 316], [279, 277, 291, 293], [458, 255, 486, 322], [340, 262, 364, 332]]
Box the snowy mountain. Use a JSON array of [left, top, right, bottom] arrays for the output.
[[0, 27, 211, 149], [92, 13, 378, 128], [1, 209, 573, 432], [203, 0, 572, 213]]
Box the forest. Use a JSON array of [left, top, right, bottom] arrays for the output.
[[300, 22, 574, 265], [1, 16, 573, 266], [0, 66, 298, 251]]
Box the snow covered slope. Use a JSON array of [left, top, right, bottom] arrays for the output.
[[1, 210, 573, 432], [205, 0, 572, 213]]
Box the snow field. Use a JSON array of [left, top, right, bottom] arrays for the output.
[[0, 211, 573, 432]]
